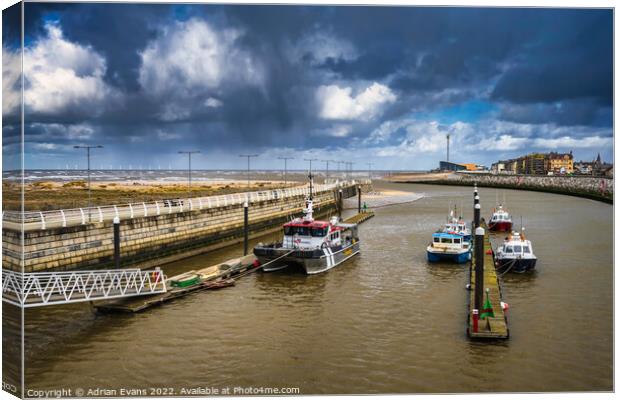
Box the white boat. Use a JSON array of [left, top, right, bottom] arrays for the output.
[[495, 228, 537, 273]]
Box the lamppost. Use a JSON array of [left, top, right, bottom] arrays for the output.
[[178, 150, 200, 198], [239, 154, 258, 188], [73, 145, 103, 210], [277, 156, 294, 186], [336, 161, 344, 179], [320, 159, 333, 183]]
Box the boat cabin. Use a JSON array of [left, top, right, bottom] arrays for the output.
[[499, 231, 534, 257], [282, 219, 357, 250], [430, 232, 470, 250], [500, 242, 532, 257]]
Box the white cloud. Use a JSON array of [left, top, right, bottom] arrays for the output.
[[367, 119, 411, 143], [9, 23, 119, 116], [311, 124, 353, 137], [32, 143, 58, 150], [2, 47, 21, 115], [157, 130, 182, 141], [533, 136, 612, 149], [138, 18, 264, 100], [475, 134, 528, 151], [316, 82, 396, 121], [29, 123, 96, 140], [288, 31, 357, 66], [205, 97, 223, 108]]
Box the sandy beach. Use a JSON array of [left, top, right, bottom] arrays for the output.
[[345, 189, 424, 209]]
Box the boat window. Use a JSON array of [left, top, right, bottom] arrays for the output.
[[433, 237, 440, 243], [505, 246, 513, 253], [441, 238, 452, 243], [523, 246, 530, 254], [454, 238, 461, 244], [284, 227, 293, 235], [514, 245, 522, 253], [311, 228, 327, 237]]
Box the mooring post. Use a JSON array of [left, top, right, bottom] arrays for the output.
[[338, 189, 343, 218], [113, 216, 121, 269], [472, 309, 479, 333], [474, 226, 485, 312], [474, 184, 478, 198], [474, 203, 481, 228], [357, 185, 362, 213], [243, 201, 249, 256]]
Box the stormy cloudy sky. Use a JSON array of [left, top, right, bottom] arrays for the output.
[[2, 3, 613, 171]]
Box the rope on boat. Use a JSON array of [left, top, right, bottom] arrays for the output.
[[496, 258, 517, 277], [242, 249, 296, 277]]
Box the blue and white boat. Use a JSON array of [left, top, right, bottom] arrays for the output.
[[442, 209, 471, 242], [426, 232, 471, 263]]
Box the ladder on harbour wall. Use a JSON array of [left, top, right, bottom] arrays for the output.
[[2, 180, 370, 232], [2, 269, 167, 308]]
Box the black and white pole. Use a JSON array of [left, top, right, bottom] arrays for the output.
[[243, 201, 249, 256], [338, 189, 343, 219], [474, 226, 485, 312], [357, 185, 362, 213], [113, 216, 121, 269], [474, 183, 478, 198], [474, 203, 481, 229]]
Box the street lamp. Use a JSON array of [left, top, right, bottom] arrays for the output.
[[320, 159, 333, 183], [178, 150, 200, 198], [239, 154, 258, 188], [73, 145, 103, 210], [277, 156, 294, 186]]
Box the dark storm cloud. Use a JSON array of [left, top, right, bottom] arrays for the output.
[[491, 9, 612, 106], [6, 4, 614, 168]]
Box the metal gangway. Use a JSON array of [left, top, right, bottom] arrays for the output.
[[2, 179, 371, 232], [2, 268, 167, 308]]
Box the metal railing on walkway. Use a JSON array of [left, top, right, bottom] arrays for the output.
[[2, 268, 167, 308], [3, 179, 370, 231]]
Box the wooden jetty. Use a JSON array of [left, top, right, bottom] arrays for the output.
[[344, 211, 375, 224], [94, 254, 258, 313], [467, 221, 509, 340]]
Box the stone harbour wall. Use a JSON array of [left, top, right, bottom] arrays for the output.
[[2, 186, 368, 272], [439, 173, 612, 203]]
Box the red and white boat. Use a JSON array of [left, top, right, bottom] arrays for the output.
[[253, 175, 360, 274], [488, 204, 513, 232]]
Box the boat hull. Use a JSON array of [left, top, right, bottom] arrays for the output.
[[254, 242, 360, 275], [488, 221, 513, 232], [496, 257, 537, 274], [426, 248, 471, 264]]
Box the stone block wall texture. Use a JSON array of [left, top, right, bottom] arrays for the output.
[[444, 173, 613, 203], [2, 189, 353, 273]]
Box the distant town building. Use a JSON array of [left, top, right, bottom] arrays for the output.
[[492, 151, 575, 176], [544, 151, 574, 174], [574, 153, 613, 177], [439, 161, 486, 172]]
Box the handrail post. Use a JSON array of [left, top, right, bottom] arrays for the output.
[[60, 210, 67, 228], [39, 212, 46, 230]]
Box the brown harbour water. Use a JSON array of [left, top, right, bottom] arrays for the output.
[[16, 182, 613, 394]]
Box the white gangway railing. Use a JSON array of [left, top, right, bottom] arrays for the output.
[[2, 179, 370, 231], [2, 268, 167, 308]]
